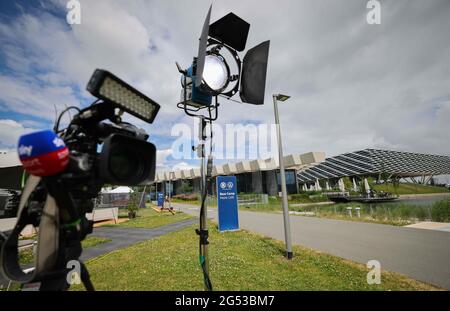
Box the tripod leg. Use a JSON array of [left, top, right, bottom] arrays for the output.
[[79, 261, 95, 291]]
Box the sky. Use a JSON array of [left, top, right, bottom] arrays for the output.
[[0, 0, 449, 173]]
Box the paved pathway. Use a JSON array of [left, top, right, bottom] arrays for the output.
[[174, 202, 450, 289], [405, 221, 450, 232], [81, 218, 197, 261]]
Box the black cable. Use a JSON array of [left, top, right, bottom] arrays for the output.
[[53, 106, 81, 133]]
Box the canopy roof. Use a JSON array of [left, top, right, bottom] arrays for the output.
[[297, 149, 450, 183]]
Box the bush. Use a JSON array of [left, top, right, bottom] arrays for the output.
[[289, 193, 328, 203], [309, 194, 328, 203], [173, 194, 198, 201], [268, 196, 279, 204], [415, 208, 427, 221], [431, 199, 450, 222], [396, 205, 412, 220], [179, 181, 193, 194], [127, 204, 139, 219], [290, 194, 309, 201]]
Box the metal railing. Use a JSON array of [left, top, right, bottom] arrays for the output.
[[203, 193, 269, 207]]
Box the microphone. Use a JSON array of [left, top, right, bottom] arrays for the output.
[[18, 130, 70, 177]]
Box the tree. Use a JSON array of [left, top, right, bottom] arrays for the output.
[[180, 181, 193, 194], [392, 176, 400, 196]]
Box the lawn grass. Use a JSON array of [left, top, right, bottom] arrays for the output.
[[107, 207, 192, 230], [82, 236, 113, 248], [74, 223, 439, 291], [373, 183, 449, 195]]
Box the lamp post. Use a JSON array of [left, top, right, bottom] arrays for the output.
[[168, 171, 174, 209], [273, 93, 293, 259]]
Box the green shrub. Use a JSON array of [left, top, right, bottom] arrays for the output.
[[397, 205, 412, 220], [431, 199, 450, 222], [173, 194, 198, 201], [290, 194, 309, 200], [415, 208, 427, 221], [127, 204, 139, 214]]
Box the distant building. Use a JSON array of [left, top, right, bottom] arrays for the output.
[[154, 148, 450, 197], [297, 149, 450, 187], [154, 152, 326, 196], [0, 151, 22, 190]]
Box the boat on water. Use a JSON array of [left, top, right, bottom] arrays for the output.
[[326, 191, 399, 203]]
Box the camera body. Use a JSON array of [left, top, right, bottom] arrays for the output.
[[0, 70, 160, 290], [56, 100, 157, 217]]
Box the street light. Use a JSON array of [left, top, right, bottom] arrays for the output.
[[276, 94, 290, 102], [273, 93, 293, 259], [168, 171, 173, 209]]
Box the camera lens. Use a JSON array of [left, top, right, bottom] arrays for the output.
[[99, 134, 156, 185], [109, 147, 143, 182]]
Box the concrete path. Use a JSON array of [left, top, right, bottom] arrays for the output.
[[405, 221, 450, 232], [173, 202, 450, 289]]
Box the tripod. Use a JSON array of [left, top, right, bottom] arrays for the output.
[[1, 175, 96, 291]]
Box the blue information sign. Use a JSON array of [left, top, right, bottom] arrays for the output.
[[217, 176, 239, 232], [157, 192, 165, 207]]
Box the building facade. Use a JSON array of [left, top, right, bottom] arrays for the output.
[[154, 149, 450, 197], [154, 152, 326, 196]]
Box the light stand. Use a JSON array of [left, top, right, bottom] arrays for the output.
[[195, 116, 213, 291], [168, 172, 172, 210], [175, 5, 270, 291], [176, 63, 217, 292]]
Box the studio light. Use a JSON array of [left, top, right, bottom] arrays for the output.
[[202, 54, 229, 92], [177, 5, 270, 111], [87, 69, 160, 123]]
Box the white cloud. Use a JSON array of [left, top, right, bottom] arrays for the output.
[[1, 0, 450, 161], [156, 148, 173, 168], [0, 119, 37, 148], [171, 162, 196, 172], [0, 75, 80, 121]]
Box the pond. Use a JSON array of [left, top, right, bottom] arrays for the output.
[[387, 194, 450, 208]]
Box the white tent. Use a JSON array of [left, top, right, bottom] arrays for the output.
[[104, 186, 134, 194], [0, 151, 24, 190], [0, 151, 21, 168]]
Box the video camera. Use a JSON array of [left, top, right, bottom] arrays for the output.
[[0, 69, 160, 291]]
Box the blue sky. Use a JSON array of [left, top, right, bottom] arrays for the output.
[[1, 0, 450, 173], [0, 0, 194, 169]]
